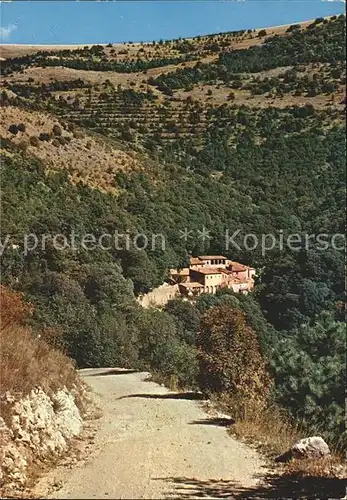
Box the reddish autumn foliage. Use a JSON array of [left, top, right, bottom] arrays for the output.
[[0, 285, 77, 399], [197, 305, 271, 415], [0, 285, 33, 331]]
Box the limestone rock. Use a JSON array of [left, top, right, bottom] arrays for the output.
[[291, 436, 330, 459], [0, 386, 85, 493], [275, 436, 331, 462]]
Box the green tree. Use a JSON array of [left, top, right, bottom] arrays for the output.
[[271, 312, 346, 444], [197, 305, 271, 415]]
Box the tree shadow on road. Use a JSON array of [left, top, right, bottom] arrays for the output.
[[119, 392, 206, 401], [85, 368, 138, 377], [189, 417, 235, 427], [160, 474, 346, 499]]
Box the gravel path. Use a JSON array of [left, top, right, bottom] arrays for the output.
[[48, 368, 267, 499]]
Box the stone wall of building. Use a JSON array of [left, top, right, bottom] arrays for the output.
[[138, 283, 180, 308]]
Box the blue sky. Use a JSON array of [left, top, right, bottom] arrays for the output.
[[0, 1, 345, 45]]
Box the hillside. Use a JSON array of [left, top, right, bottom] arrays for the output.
[[0, 15, 346, 495], [1, 17, 345, 191], [0, 285, 93, 497], [0, 105, 141, 193]]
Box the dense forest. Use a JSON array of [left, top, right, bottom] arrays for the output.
[[1, 15, 345, 449]]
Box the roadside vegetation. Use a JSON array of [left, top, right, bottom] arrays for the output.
[[0, 285, 81, 422]]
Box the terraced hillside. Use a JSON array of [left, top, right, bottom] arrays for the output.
[[1, 17, 345, 184]]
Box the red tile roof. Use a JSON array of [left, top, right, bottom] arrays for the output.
[[190, 267, 222, 275], [229, 261, 248, 272], [190, 257, 203, 265]]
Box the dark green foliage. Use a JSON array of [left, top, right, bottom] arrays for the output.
[[256, 249, 345, 330], [2, 49, 199, 77], [38, 132, 51, 142], [117, 249, 159, 295], [0, 154, 199, 379], [245, 63, 343, 97], [8, 124, 19, 135], [137, 308, 198, 387], [164, 298, 201, 345], [270, 313, 346, 444]]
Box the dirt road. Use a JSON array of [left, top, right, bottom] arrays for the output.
[[47, 368, 267, 499]]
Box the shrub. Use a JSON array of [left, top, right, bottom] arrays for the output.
[[56, 136, 69, 146], [137, 308, 198, 388], [29, 136, 40, 147], [258, 29, 267, 37], [0, 285, 78, 415], [165, 298, 200, 345], [197, 305, 271, 416], [8, 124, 18, 135], [17, 123, 26, 133], [287, 24, 301, 33], [0, 285, 33, 329], [1, 90, 9, 103], [152, 340, 198, 389], [52, 138, 60, 147], [17, 140, 28, 152], [52, 124, 62, 136], [38, 132, 51, 142]]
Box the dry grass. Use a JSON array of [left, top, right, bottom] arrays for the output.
[[230, 405, 303, 458], [173, 83, 346, 112], [285, 455, 347, 479], [0, 325, 77, 398], [208, 392, 347, 486], [0, 285, 81, 424], [0, 286, 93, 497], [209, 393, 302, 458], [0, 106, 142, 193]]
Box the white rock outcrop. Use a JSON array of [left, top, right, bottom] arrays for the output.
[[275, 435, 331, 462], [291, 436, 331, 459], [0, 386, 83, 491]]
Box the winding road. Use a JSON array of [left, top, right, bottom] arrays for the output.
[[47, 368, 267, 499]]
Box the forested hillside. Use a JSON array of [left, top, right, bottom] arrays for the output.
[[1, 15, 345, 450]]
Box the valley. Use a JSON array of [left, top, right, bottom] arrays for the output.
[[0, 12, 346, 498]]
